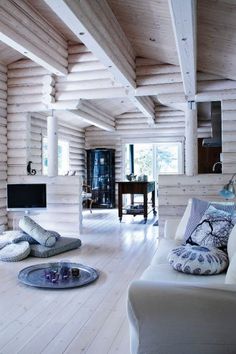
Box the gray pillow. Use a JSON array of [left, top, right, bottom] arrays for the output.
[[13, 230, 61, 245], [13, 232, 39, 245], [19, 216, 56, 247]]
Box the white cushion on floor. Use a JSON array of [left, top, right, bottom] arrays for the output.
[[0, 241, 30, 262]]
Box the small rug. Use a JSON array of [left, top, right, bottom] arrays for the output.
[[153, 220, 159, 226]]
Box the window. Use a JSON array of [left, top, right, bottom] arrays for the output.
[[42, 137, 70, 175], [155, 143, 182, 175], [125, 142, 183, 179], [133, 144, 154, 180]]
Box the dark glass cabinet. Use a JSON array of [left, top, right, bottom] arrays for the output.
[[87, 149, 115, 208]]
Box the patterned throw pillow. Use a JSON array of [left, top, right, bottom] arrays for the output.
[[187, 205, 235, 250], [168, 244, 228, 275], [184, 198, 236, 242]]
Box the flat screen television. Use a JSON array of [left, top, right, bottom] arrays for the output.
[[7, 184, 47, 211]]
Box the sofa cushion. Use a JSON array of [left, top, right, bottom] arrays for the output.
[[184, 198, 208, 241], [151, 238, 178, 266], [141, 263, 226, 284], [225, 253, 236, 284], [175, 199, 192, 241], [227, 224, 236, 261], [168, 244, 228, 275], [187, 205, 234, 250]]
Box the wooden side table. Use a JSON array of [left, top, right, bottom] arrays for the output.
[[117, 181, 156, 223]]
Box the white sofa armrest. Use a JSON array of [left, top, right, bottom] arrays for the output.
[[128, 280, 236, 354], [164, 218, 181, 239]]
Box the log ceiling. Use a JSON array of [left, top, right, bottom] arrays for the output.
[[0, 0, 236, 130]]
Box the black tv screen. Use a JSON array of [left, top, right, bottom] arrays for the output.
[[7, 184, 47, 210]]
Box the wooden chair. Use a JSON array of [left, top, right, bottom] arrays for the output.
[[82, 184, 94, 213]]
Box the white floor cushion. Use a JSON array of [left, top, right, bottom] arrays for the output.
[[0, 241, 30, 262]]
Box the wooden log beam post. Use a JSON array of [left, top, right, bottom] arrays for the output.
[[0, 0, 68, 76], [130, 96, 155, 125], [68, 100, 115, 132], [47, 114, 58, 177], [169, 0, 197, 100], [185, 101, 198, 176], [44, 0, 135, 88]]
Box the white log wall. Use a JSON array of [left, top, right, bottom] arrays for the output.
[[158, 174, 233, 237], [7, 113, 31, 177], [7, 176, 82, 235], [0, 63, 7, 231], [55, 44, 123, 102], [7, 59, 54, 113], [29, 113, 86, 178], [221, 100, 236, 174]]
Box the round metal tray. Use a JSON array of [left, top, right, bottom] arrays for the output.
[[18, 262, 99, 289]]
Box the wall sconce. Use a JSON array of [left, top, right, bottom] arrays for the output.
[[219, 173, 236, 199]]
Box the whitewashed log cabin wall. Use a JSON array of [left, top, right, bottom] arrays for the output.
[[158, 174, 235, 237], [55, 43, 123, 103], [0, 63, 7, 231], [6, 59, 85, 233], [7, 59, 54, 113], [29, 113, 86, 178], [7, 111, 85, 233], [221, 100, 236, 174], [158, 99, 236, 236]]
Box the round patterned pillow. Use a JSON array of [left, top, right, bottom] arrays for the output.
[[168, 244, 228, 275], [0, 241, 30, 262]]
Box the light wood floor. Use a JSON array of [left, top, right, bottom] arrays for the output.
[[0, 209, 159, 354]]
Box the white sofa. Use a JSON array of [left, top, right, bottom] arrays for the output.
[[127, 217, 236, 354]]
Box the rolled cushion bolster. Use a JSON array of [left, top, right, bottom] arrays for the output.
[[19, 216, 56, 247]]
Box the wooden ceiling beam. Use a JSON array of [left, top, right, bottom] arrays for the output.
[[0, 0, 67, 76], [168, 0, 197, 100], [50, 101, 115, 131], [44, 0, 136, 88], [130, 96, 155, 125]]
